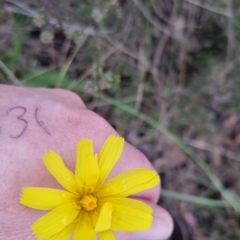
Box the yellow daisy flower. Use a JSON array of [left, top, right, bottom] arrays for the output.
[[20, 135, 160, 240]]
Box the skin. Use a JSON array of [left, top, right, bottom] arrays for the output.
[[0, 84, 173, 240]]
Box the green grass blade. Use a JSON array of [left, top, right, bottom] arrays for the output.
[[56, 35, 88, 88], [99, 94, 240, 212], [161, 189, 226, 208]]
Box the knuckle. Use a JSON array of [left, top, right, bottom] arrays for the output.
[[51, 107, 116, 145], [50, 88, 85, 108]]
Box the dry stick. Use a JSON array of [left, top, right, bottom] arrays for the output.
[[102, 37, 168, 88], [184, 0, 232, 17], [135, 41, 147, 111], [151, 0, 177, 82], [150, 0, 174, 24], [152, 32, 172, 77], [179, 2, 194, 84], [184, 138, 240, 163], [133, 0, 195, 52], [67, 45, 123, 91], [226, 0, 235, 61], [102, 37, 226, 121], [4, 0, 111, 36], [0, 60, 22, 86], [151, 0, 199, 29], [103, 37, 153, 73], [150, 1, 176, 125], [218, 53, 240, 83], [133, 0, 171, 36], [175, 87, 219, 112], [102, 36, 233, 125], [132, 0, 188, 91]]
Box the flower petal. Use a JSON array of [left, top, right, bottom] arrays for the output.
[[97, 198, 152, 231], [95, 202, 113, 232], [32, 202, 80, 239], [97, 135, 124, 185], [98, 197, 152, 214], [49, 222, 77, 240], [96, 168, 160, 197], [74, 212, 96, 240], [75, 139, 95, 190], [89, 208, 101, 227], [109, 198, 153, 231], [99, 230, 116, 240], [20, 187, 78, 210], [43, 150, 78, 193], [85, 154, 100, 192]]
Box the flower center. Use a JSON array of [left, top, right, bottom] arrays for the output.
[[79, 194, 97, 211]]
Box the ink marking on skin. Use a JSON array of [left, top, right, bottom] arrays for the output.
[[7, 106, 28, 138], [35, 107, 51, 136]]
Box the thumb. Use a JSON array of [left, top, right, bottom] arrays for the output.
[[132, 202, 173, 240]]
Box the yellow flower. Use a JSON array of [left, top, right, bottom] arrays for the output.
[[20, 135, 160, 240]]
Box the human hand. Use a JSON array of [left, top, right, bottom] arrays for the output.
[[0, 84, 173, 240]]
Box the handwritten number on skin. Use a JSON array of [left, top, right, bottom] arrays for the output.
[[7, 106, 28, 138], [5, 106, 50, 138], [35, 107, 51, 136]]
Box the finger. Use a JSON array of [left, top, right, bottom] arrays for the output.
[[131, 202, 173, 240]]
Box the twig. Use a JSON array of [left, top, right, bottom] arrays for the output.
[[226, 0, 235, 61], [184, 138, 240, 162], [152, 0, 177, 78], [102, 36, 168, 87], [150, 0, 173, 24], [150, 0, 176, 125], [151, 0, 200, 29], [184, 0, 233, 17], [135, 41, 147, 110], [4, 0, 112, 36], [67, 45, 124, 90], [133, 0, 192, 60], [175, 87, 219, 112], [133, 0, 171, 37]]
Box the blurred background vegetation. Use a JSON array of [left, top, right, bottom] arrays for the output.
[[1, 0, 240, 239]]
